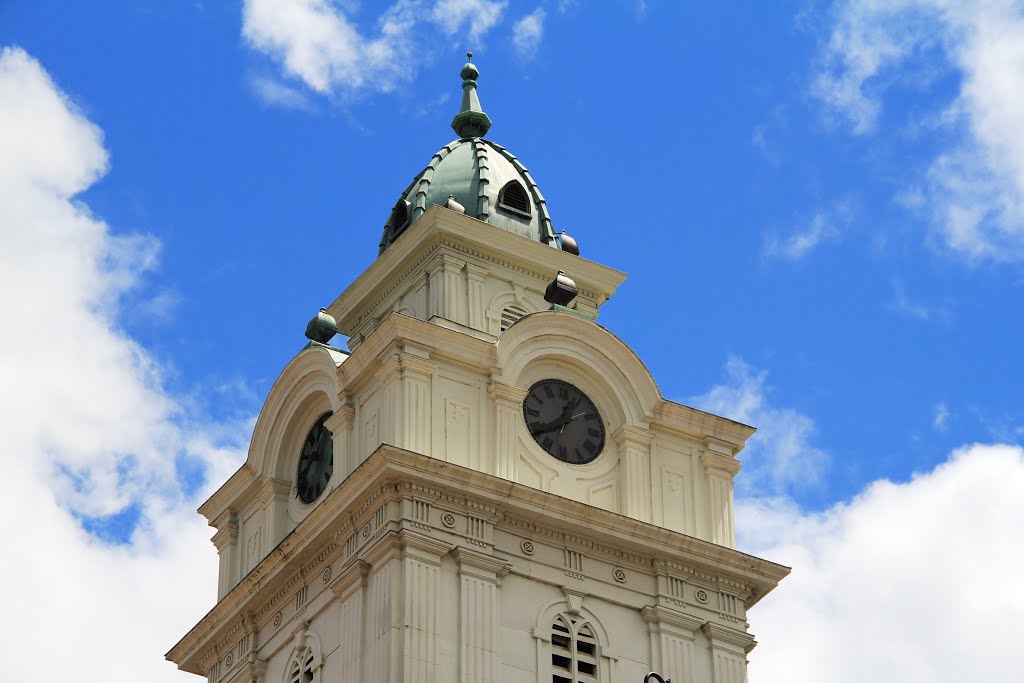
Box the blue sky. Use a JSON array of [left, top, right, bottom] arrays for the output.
[[1, 2, 1022, 681]]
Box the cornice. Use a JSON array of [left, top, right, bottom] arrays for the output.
[[198, 464, 261, 525], [327, 207, 627, 336], [169, 446, 788, 675], [650, 399, 756, 447]]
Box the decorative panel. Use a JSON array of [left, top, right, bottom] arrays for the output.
[[588, 481, 618, 512], [660, 468, 689, 535], [445, 399, 471, 467]]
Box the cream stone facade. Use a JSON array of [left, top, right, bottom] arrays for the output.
[[168, 58, 788, 683]]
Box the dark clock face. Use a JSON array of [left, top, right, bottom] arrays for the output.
[[296, 412, 334, 504], [523, 379, 605, 464]]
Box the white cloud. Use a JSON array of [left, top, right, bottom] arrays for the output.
[[512, 8, 546, 61], [814, 1, 1024, 263], [242, 0, 507, 100], [933, 402, 950, 431], [0, 47, 246, 681], [248, 72, 317, 111], [741, 444, 1024, 682], [762, 202, 852, 261], [432, 0, 507, 40], [690, 357, 828, 496]]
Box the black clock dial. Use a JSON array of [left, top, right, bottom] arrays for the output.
[[523, 379, 605, 464], [296, 412, 334, 504]]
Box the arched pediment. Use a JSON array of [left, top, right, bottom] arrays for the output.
[[247, 345, 347, 479], [496, 311, 661, 426]]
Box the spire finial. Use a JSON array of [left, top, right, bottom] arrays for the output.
[[451, 52, 491, 138]]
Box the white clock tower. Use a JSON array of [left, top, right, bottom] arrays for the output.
[[168, 55, 788, 683]]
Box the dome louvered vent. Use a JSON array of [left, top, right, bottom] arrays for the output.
[[500, 304, 528, 332], [498, 180, 531, 216], [389, 199, 410, 233]]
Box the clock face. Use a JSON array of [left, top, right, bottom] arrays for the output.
[[523, 379, 605, 464], [296, 412, 334, 504]]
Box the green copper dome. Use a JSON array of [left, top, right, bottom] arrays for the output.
[[378, 55, 561, 255]]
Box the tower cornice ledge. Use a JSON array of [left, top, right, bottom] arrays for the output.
[[167, 445, 789, 674], [327, 206, 627, 342]]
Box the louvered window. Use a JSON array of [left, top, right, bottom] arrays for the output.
[[389, 199, 410, 233], [289, 648, 315, 683], [498, 180, 532, 216], [500, 304, 528, 332], [551, 616, 598, 683]]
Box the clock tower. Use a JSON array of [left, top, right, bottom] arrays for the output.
[[168, 55, 788, 683]]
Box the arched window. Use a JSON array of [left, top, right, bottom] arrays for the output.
[[498, 180, 532, 217], [500, 304, 528, 332], [283, 631, 322, 683], [287, 647, 315, 683], [389, 198, 410, 234], [551, 615, 598, 683]]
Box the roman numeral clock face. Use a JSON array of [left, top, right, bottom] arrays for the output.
[[523, 379, 605, 464], [296, 412, 334, 504]]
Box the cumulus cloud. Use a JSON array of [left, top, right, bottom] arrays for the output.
[[242, 0, 507, 100], [814, 1, 1024, 263], [690, 357, 828, 495], [512, 7, 546, 61], [741, 444, 1024, 682], [0, 47, 246, 681]]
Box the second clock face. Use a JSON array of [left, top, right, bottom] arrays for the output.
[[523, 379, 605, 464], [296, 412, 334, 504]]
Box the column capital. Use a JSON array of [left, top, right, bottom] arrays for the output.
[[329, 559, 370, 598], [488, 380, 528, 404], [641, 605, 704, 636], [398, 528, 454, 563], [211, 518, 239, 549], [257, 478, 291, 505], [452, 546, 512, 580], [397, 352, 435, 380], [465, 262, 488, 280], [701, 622, 757, 654], [700, 450, 741, 477], [612, 424, 655, 448], [325, 401, 354, 433]]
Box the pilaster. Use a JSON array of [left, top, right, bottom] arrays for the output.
[[465, 263, 487, 332], [488, 381, 528, 479], [642, 606, 702, 683], [329, 560, 370, 683], [374, 352, 436, 455], [427, 253, 467, 325], [211, 515, 239, 599], [325, 398, 355, 479], [452, 548, 511, 683], [701, 622, 756, 683], [399, 531, 453, 683], [614, 425, 656, 523], [701, 438, 741, 547], [257, 478, 290, 555]]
